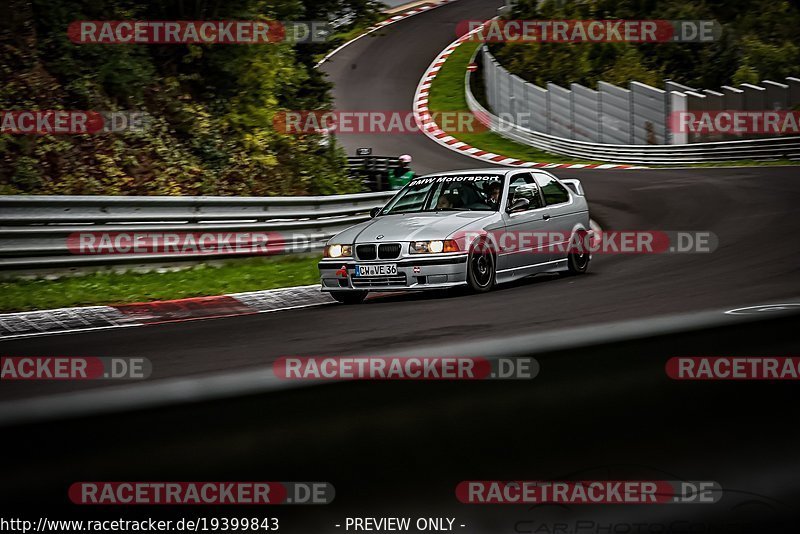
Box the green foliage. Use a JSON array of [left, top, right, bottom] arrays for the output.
[[732, 64, 759, 86], [0, 0, 374, 196], [492, 0, 800, 89]]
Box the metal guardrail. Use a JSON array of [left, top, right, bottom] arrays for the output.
[[0, 192, 395, 271], [467, 51, 800, 164]]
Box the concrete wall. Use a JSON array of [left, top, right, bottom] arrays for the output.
[[481, 45, 800, 145]]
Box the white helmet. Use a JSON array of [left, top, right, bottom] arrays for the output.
[[399, 154, 412, 163]]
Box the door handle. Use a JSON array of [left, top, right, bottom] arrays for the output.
[[542, 214, 551, 221]]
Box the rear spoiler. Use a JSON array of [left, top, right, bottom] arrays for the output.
[[561, 178, 584, 196]]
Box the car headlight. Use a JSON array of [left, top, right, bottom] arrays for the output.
[[409, 240, 459, 254], [324, 244, 353, 258]]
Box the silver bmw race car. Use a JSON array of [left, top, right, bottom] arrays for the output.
[[318, 168, 591, 304]]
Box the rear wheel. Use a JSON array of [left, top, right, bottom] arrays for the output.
[[467, 241, 496, 292], [330, 290, 368, 304]]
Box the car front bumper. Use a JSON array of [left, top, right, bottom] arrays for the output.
[[318, 254, 469, 291]]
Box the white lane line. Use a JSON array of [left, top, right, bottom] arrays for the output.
[[725, 303, 800, 315]]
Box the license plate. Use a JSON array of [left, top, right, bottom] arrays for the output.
[[354, 264, 397, 277]]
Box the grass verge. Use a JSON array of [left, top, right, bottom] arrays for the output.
[[0, 255, 321, 313], [428, 41, 798, 168], [428, 41, 600, 166]]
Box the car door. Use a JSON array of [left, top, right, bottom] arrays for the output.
[[498, 172, 552, 275], [533, 172, 582, 261]]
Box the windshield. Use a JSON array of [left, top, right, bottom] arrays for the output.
[[380, 174, 505, 215]]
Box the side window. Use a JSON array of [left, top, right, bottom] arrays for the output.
[[508, 173, 543, 211], [534, 174, 570, 205]]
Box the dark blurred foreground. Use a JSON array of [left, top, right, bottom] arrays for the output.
[[2, 312, 799, 532]]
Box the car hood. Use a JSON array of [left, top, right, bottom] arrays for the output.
[[332, 211, 495, 243]]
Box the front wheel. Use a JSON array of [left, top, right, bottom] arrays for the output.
[[565, 231, 590, 275], [467, 241, 496, 292], [330, 290, 368, 304]]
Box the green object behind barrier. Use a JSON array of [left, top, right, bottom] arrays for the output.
[[388, 169, 415, 190]]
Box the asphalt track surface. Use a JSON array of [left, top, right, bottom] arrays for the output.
[[2, 0, 800, 528], [321, 0, 503, 174], [1, 0, 800, 401], [2, 164, 799, 401]]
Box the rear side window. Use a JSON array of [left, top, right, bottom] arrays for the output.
[[535, 174, 570, 205], [508, 173, 543, 210], [510, 183, 542, 210]]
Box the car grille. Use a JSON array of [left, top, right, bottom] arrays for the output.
[[378, 243, 401, 259], [352, 273, 408, 288], [356, 245, 377, 260], [356, 243, 402, 260]]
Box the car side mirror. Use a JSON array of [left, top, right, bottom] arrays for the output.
[[507, 197, 530, 213], [369, 207, 381, 218]]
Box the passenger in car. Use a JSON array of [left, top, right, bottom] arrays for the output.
[[436, 194, 452, 209], [437, 192, 463, 209]]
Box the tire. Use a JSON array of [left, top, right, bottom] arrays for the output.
[[330, 290, 368, 304], [467, 240, 496, 292], [565, 230, 591, 275]]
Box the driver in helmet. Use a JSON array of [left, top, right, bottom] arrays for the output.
[[486, 181, 502, 210]]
